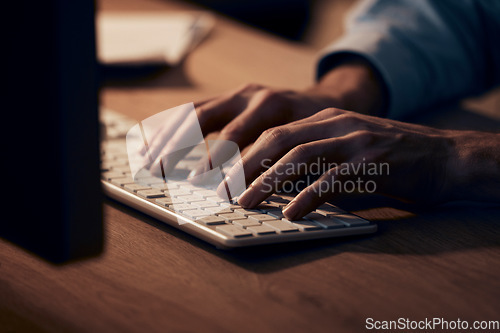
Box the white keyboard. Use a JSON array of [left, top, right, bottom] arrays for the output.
[[100, 109, 377, 249]]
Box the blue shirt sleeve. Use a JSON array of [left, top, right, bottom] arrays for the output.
[[317, 0, 500, 119]]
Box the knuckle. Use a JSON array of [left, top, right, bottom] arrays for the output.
[[262, 126, 291, 143], [239, 83, 262, 93], [290, 143, 311, 159], [257, 88, 281, 103], [382, 122, 396, 130], [335, 112, 358, 126], [220, 123, 243, 141], [195, 105, 208, 123], [323, 107, 344, 117], [351, 130, 374, 145]]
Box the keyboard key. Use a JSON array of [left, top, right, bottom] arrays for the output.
[[207, 196, 229, 203], [111, 166, 132, 174], [263, 220, 299, 233], [218, 213, 247, 222], [285, 219, 322, 231], [266, 209, 284, 219], [267, 195, 290, 204], [134, 176, 163, 185], [197, 216, 227, 226], [255, 202, 281, 210], [192, 190, 218, 198], [155, 197, 185, 206], [305, 213, 344, 229], [170, 203, 198, 211], [182, 209, 211, 219], [216, 225, 252, 238], [160, 182, 179, 190], [278, 194, 296, 202], [315, 203, 346, 216], [137, 189, 166, 199], [249, 214, 278, 222], [247, 225, 276, 236], [100, 163, 113, 171], [124, 184, 152, 192], [110, 153, 129, 160], [204, 206, 233, 215], [102, 171, 125, 180], [176, 194, 205, 203], [332, 214, 370, 227], [178, 184, 201, 191], [111, 158, 129, 166], [102, 159, 127, 169], [266, 201, 287, 208], [167, 189, 192, 197], [233, 208, 261, 216], [173, 181, 191, 187], [191, 201, 220, 208], [110, 177, 136, 186], [233, 219, 261, 228], [150, 183, 170, 191]]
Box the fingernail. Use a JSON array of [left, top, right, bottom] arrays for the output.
[[188, 169, 198, 179], [237, 182, 255, 207], [216, 176, 231, 199], [283, 200, 299, 220], [151, 163, 161, 176]]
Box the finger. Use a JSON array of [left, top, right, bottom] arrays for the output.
[[141, 92, 241, 159], [195, 83, 271, 135], [222, 114, 367, 201], [189, 140, 241, 186], [281, 169, 345, 220], [148, 94, 240, 177], [139, 101, 206, 162], [147, 88, 258, 176], [236, 136, 349, 208], [287, 107, 346, 126], [282, 154, 376, 220], [195, 93, 246, 136], [138, 108, 187, 157], [149, 114, 204, 177], [219, 123, 325, 200], [142, 96, 218, 157], [190, 89, 294, 182], [192, 95, 216, 108], [222, 88, 302, 145]]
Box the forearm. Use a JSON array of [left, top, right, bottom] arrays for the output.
[[314, 1, 500, 119], [445, 131, 500, 203]]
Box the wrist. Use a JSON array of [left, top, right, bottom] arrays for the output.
[[307, 55, 387, 116], [444, 131, 500, 202]]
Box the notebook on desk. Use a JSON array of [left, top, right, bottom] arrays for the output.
[[100, 106, 377, 249], [96, 11, 215, 66]]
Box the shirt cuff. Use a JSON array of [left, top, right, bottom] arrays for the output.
[[317, 30, 423, 119]]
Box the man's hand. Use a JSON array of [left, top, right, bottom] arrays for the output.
[[222, 108, 500, 220], [143, 57, 385, 178], [145, 83, 339, 177]]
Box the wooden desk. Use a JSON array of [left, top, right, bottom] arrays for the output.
[[2, 0, 499, 332]]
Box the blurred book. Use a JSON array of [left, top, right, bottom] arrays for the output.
[[97, 12, 215, 66]]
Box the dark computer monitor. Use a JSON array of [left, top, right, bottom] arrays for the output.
[[1, 0, 103, 262]]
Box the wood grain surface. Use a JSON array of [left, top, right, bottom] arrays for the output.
[[1, 0, 499, 332]]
